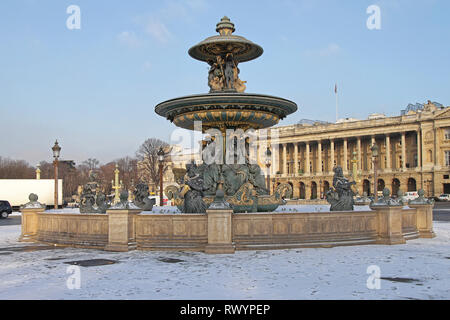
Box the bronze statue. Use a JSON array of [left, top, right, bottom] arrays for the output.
[[224, 53, 235, 89], [183, 163, 207, 213], [133, 182, 156, 211], [80, 176, 110, 214], [326, 166, 355, 211]]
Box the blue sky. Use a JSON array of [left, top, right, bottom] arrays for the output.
[[0, 0, 449, 165]]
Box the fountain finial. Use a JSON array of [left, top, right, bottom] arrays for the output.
[[216, 16, 235, 36]]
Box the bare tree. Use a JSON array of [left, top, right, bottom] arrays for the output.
[[82, 158, 100, 170], [135, 138, 170, 194], [39, 160, 79, 202], [0, 157, 35, 179], [98, 162, 116, 195]]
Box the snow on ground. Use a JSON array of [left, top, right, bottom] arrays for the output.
[[0, 220, 449, 300]]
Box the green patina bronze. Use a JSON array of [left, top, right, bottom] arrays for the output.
[[156, 17, 297, 213]]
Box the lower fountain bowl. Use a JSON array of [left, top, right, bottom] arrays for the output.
[[155, 92, 298, 132]]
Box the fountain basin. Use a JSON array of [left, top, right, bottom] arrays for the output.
[[155, 92, 297, 132]]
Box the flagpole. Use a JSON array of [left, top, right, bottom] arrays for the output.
[[335, 83, 338, 123]]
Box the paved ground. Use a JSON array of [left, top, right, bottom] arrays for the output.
[[0, 215, 21, 226], [0, 206, 449, 300], [432, 202, 450, 221], [0, 221, 449, 300]]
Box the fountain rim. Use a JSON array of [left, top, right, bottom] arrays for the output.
[[188, 34, 264, 63], [155, 92, 298, 118]]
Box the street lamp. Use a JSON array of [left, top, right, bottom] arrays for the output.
[[52, 140, 61, 209], [371, 143, 379, 201], [265, 148, 272, 194], [157, 146, 165, 206]]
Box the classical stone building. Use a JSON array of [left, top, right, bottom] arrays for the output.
[[267, 101, 450, 199]]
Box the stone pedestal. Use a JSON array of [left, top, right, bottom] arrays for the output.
[[205, 209, 235, 254], [19, 208, 45, 242], [105, 209, 141, 252], [372, 206, 406, 245], [408, 204, 436, 238]]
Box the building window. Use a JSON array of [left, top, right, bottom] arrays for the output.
[[445, 129, 450, 140], [446, 151, 450, 166]]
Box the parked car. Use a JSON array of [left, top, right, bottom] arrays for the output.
[[66, 202, 79, 208], [404, 191, 419, 202], [438, 194, 450, 201], [0, 200, 13, 219]]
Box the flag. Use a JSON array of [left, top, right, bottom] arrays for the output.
[[334, 83, 337, 94]]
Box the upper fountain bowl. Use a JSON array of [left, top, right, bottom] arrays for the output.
[[188, 16, 263, 63]]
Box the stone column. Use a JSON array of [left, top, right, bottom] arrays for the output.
[[205, 208, 235, 254], [305, 182, 312, 200], [294, 143, 299, 176], [408, 203, 436, 238], [370, 136, 376, 170], [282, 143, 287, 175], [401, 132, 407, 170], [318, 140, 322, 174], [435, 128, 441, 168], [343, 138, 348, 174], [19, 207, 45, 242], [416, 130, 422, 168], [386, 134, 391, 170], [330, 139, 335, 174], [371, 205, 406, 245], [105, 208, 142, 252], [305, 142, 310, 174], [357, 137, 362, 171]]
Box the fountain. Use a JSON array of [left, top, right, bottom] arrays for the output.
[[156, 17, 297, 213], [18, 18, 437, 253]]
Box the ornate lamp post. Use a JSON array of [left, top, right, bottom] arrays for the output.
[[371, 143, 379, 201], [157, 147, 165, 206], [265, 147, 272, 193], [52, 140, 61, 209], [351, 151, 359, 195]]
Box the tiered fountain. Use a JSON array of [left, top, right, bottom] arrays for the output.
[[155, 17, 297, 213]]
